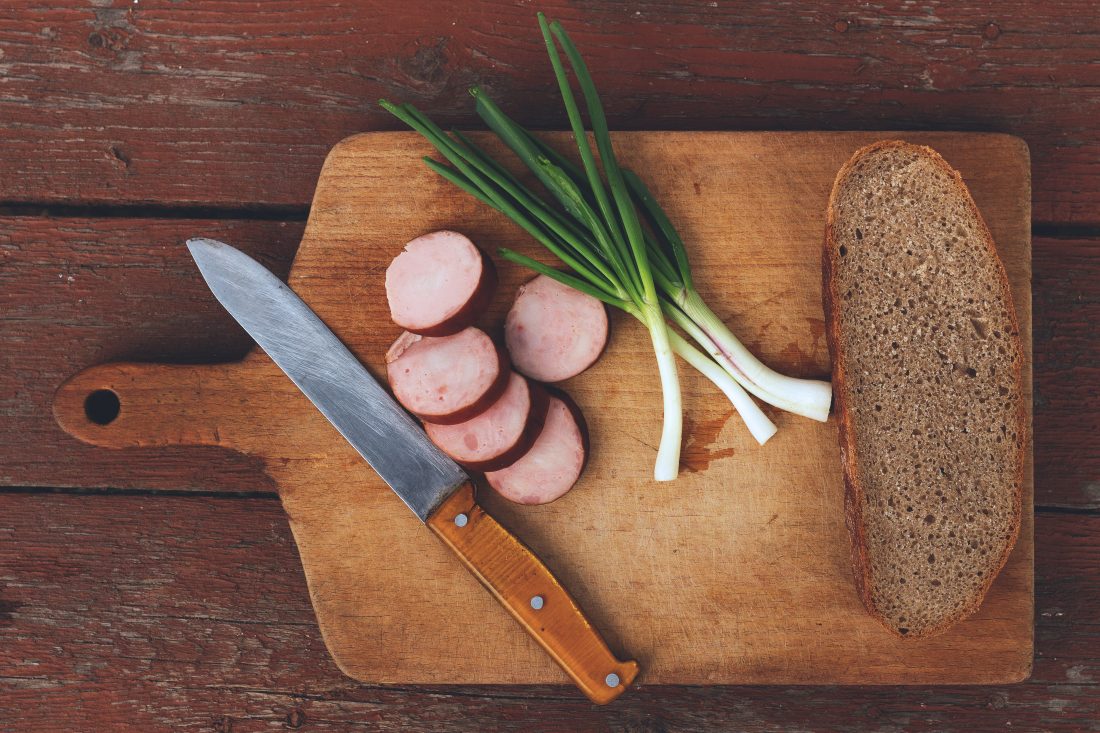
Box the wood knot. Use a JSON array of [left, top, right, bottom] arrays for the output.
[[87, 27, 132, 52], [107, 145, 132, 170], [833, 19, 850, 33], [394, 37, 451, 94], [983, 22, 1001, 40], [285, 708, 306, 728], [0, 599, 23, 625]]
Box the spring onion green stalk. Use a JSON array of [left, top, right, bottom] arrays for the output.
[[537, 14, 680, 481], [381, 13, 831, 478]]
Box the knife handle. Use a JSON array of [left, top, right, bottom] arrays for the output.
[[427, 483, 639, 704]]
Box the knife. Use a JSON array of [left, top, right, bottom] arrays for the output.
[[186, 237, 638, 704]]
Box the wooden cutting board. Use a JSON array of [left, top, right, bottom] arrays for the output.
[[54, 131, 1033, 685]]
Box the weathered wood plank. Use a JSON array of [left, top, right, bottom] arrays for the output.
[[0, 494, 1095, 731], [0, 217, 303, 492], [2, 216, 1096, 508], [1033, 238, 1100, 509], [1, 0, 1095, 726], [0, 1, 1098, 223]]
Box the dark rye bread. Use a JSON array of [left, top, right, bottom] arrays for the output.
[[822, 141, 1025, 639]]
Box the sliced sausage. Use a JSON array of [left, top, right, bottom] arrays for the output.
[[385, 230, 497, 337], [505, 274, 608, 382], [424, 372, 550, 472], [485, 391, 589, 505], [386, 327, 508, 424]]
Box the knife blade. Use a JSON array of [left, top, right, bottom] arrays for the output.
[[187, 237, 464, 520], [186, 237, 638, 704]]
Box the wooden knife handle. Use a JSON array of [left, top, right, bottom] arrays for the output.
[[427, 483, 639, 704]]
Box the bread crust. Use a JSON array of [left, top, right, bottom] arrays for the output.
[[822, 140, 1026, 639]]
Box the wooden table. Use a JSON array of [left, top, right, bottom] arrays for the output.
[[0, 2, 1095, 730]]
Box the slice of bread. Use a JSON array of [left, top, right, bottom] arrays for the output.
[[822, 141, 1025, 639]]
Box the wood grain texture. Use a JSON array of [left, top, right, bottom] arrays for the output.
[[0, 1, 1098, 224], [1, 219, 1094, 508], [427, 484, 639, 704], [1032, 237, 1100, 509], [51, 131, 1033, 685], [0, 216, 303, 492], [0, 494, 1094, 731], [0, 0, 1095, 725]]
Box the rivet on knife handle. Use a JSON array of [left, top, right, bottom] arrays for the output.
[[427, 483, 639, 704]]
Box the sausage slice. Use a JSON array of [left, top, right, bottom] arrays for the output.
[[504, 275, 609, 382], [425, 372, 550, 472], [385, 327, 508, 424], [485, 392, 589, 505], [385, 230, 497, 337]]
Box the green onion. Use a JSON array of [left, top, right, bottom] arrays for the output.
[[625, 169, 833, 422], [382, 13, 833, 479]]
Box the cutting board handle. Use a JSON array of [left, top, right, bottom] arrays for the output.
[[427, 483, 640, 704], [52, 359, 288, 452]]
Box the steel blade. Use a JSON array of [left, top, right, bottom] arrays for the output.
[[186, 237, 467, 521]]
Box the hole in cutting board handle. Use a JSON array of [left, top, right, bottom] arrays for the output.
[[84, 389, 120, 425]]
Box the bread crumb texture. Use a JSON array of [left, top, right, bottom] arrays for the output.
[[829, 142, 1023, 638]]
